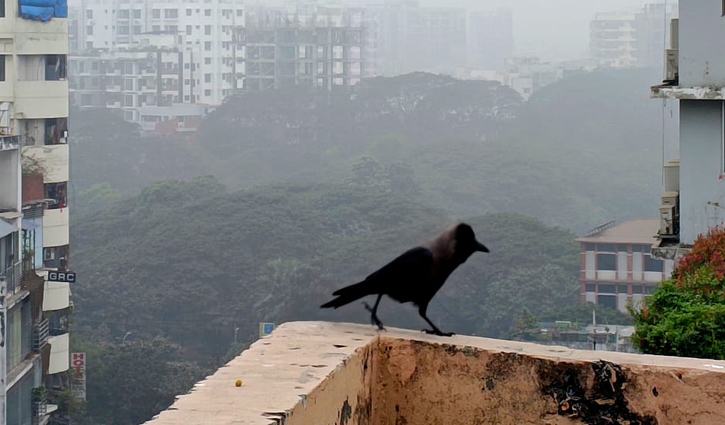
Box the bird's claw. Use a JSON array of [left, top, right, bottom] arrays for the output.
[[362, 302, 386, 331], [422, 329, 455, 337]]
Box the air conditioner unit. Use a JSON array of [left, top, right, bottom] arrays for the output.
[[660, 204, 676, 236], [661, 191, 679, 213], [665, 49, 678, 82], [664, 159, 680, 192]]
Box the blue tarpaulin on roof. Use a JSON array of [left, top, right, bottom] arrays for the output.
[[19, 0, 66, 21], [55, 0, 67, 17], [20, 5, 54, 21]]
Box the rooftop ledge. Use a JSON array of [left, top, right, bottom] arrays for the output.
[[651, 84, 725, 100], [145, 321, 725, 425]]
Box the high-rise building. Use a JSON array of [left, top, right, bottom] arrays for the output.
[[1, 0, 73, 423], [240, 3, 366, 91], [68, 0, 244, 107], [590, 3, 677, 69]]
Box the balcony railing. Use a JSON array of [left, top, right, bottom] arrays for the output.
[[33, 318, 50, 351], [1, 261, 23, 295], [0, 135, 21, 151]]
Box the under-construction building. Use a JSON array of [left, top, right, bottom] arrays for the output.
[[239, 4, 366, 92]]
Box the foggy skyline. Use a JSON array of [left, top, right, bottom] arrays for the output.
[[339, 0, 671, 61]]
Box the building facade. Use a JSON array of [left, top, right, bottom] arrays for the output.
[[590, 3, 677, 69], [576, 220, 674, 313], [651, 1, 725, 256], [1, 0, 73, 423], [240, 3, 366, 92], [68, 0, 244, 107]]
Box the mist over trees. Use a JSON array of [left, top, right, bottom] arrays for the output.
[[67, 68, 671, 423]]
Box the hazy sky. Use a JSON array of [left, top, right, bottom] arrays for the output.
[[418, 0, 656, 61]]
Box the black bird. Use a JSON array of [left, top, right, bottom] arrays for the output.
[[320, 223, 489, 336]]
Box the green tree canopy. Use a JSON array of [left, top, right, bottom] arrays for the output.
[[633, 227, 725, 359]]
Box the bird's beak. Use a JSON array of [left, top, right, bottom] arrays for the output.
[[476, 241, 489, 253]]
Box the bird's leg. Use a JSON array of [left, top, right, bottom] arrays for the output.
[[362, 294, 385, 331], [419, 304, 454, 337]]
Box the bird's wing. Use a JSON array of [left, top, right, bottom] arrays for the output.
[[364, 247, 434, 294]]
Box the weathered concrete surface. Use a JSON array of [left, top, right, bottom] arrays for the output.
[[144, 321, 725, 425]]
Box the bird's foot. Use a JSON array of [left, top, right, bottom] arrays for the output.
[[362, 302, 386, 331], [422, 328, 455, 337]]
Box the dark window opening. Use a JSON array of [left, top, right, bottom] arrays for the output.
[[44, 182, 67, 209], [0, 0, 5, 18], [43, 245, 69, 270], [617, 284, 629, 294], [597, 244, 616, 253], [45, 118, 68, 145], [585, 283, 596, 292], [45, 55, 67, 81], [597, 294, 617, 310], [644, 255, 663, 272], [632, 285, 643, 294], [597, 253, 616, 271], [645, 285, 659, 295], [598, 284, 616, 294], [0, 55, 5, 81]]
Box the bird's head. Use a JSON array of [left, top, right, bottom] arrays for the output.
[[453, 223, 489, 256]]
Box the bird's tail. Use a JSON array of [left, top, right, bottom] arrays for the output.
[[320, 280, 371, 309]]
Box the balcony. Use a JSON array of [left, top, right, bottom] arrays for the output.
[[43, 208, 69, 247], [22, 145, 69, 184], [43, 281, 70, 311], [15, 81, 69, 119], [33, 318, 50, 351], [0, 135, 21, 152], [48, 333, 70, 374], [1, 261, 22, 296], [145, 321, 725, 425], [651, 85, 725, 100]]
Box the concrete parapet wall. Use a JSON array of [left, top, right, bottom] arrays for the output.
[[145, 322, 725, 425]]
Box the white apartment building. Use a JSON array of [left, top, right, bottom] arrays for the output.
[[590, 3, 678, 70], [69, 0, 244, 107], [1, 0, 73, 422]]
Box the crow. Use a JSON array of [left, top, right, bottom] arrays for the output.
[[321, 223, 489, 336]]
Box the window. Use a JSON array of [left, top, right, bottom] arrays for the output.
[[45, 55, 67, 81], [645, 285, 658, 294], [133, 9, 141, 18], [165, 9, 178, 19], [118, 25, 129, 35], [617, 284, 628, 294], [632, 285, 643, 294], [236, 9, 243, 17], [585, 283, 596, 292], [598, 284, 616, 294], [152, 9, 160, 19], [45, 118, 68, 145], [87, 25, 93, 35], [205, 57, 211, 65], [204, 89, 211, 96], [205, 25, 212, 35], [186, 25, 192, 35], [722, 0, 725, 16], [44, 182, 67, 209], [152, 25, 160, 32], [204, 73, 211, 83], [204, 41, 212, 51], [134, 25, 141, 34], [597, 244, 616, 253], [186, 8, 192, 16], [0, 55, 5, 81], [644, 255, 663, 272], [204, 9, 211, 16], [86, 9, 92, 19], [597, 253, 616, 271], [118, 9, 129, 18], [124, 94, 134, 107]]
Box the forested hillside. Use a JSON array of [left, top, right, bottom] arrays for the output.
[[66, 68, 672, 423]]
